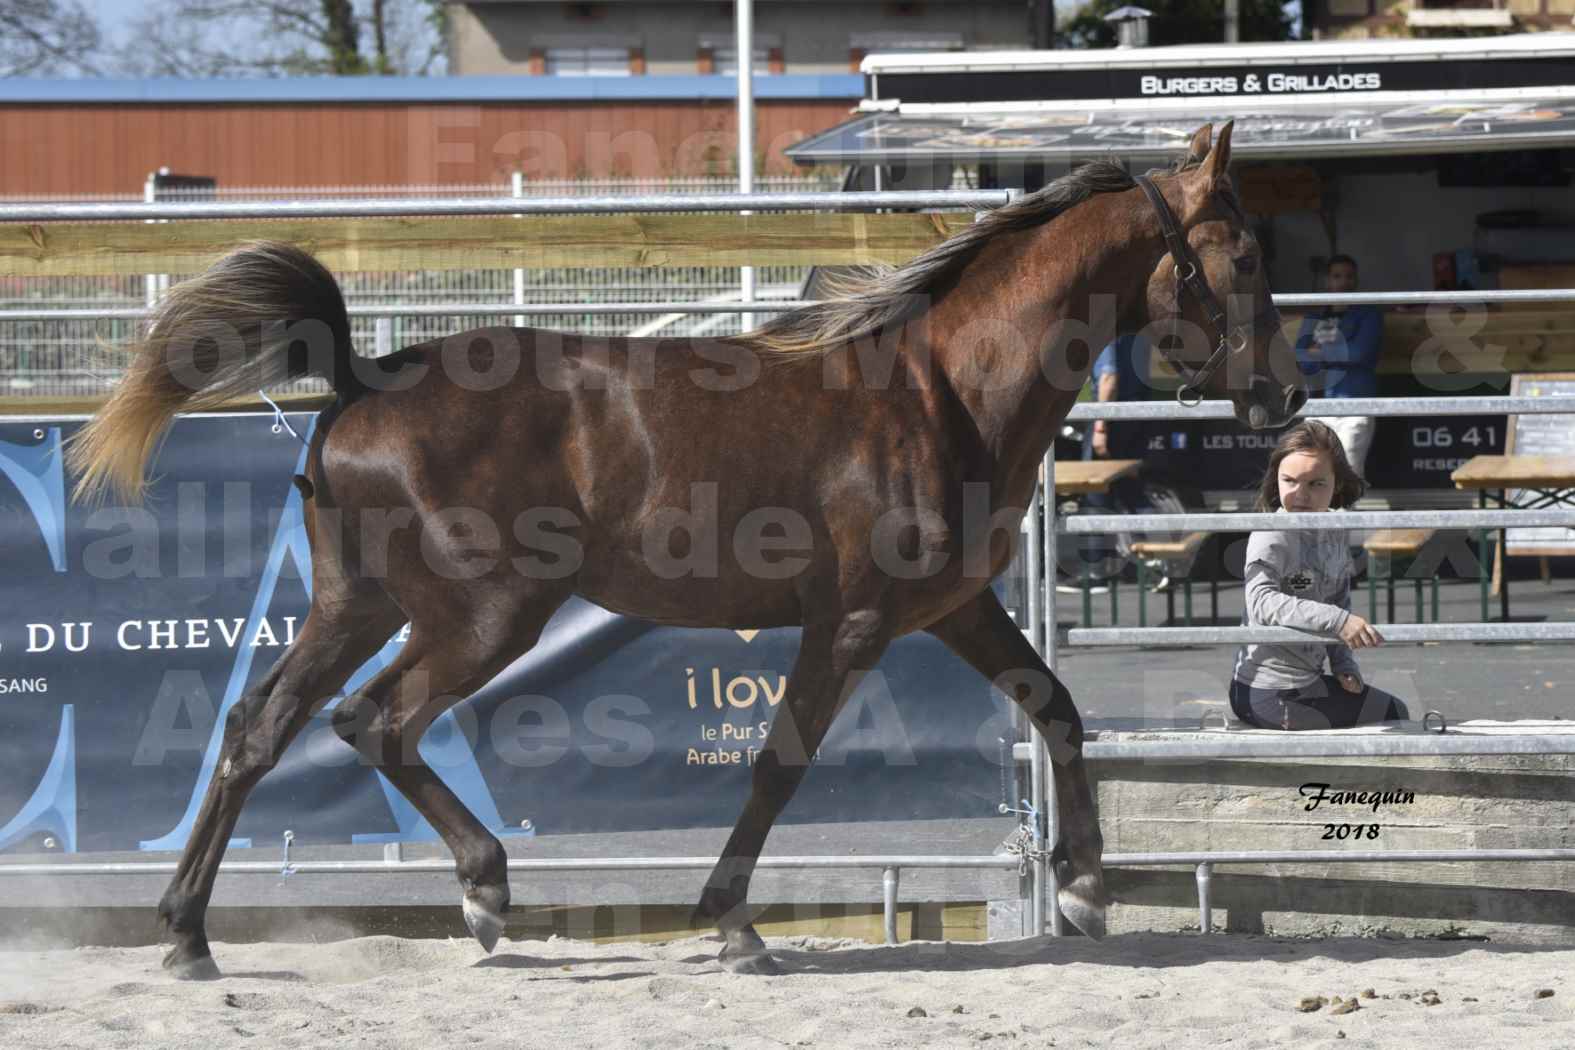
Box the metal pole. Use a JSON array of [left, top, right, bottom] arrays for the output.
[[1066, 621, 1575, 646], [1108, 848, 1575, 865], [5, 848, 1573, 879], [1061, 509, 1575, 533], [373, 317, 393, 358], [736, 0, 757, 334], [1069, 391, 1575, 421], [10, 308, 1575, 329], [1015, 731, 1575, 761], [1025, 477, 1048, 939], [0, 301, 817, 323], [0, 854, 1022, 877], [0, 190, 1014, 222], [1196, 862, 1214, 934], [1224, 0, 1240, 42], [142, 172, 158, 311], [512, 170, 526, 329], [1025, 487, 1044, 685], [1041, 449, 1061, 937], [882, 866, 900, 945]]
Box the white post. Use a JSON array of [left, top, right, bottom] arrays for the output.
[[1041, 449, 1062, 937], [1225, 0, 1240, 42], [512, 170, 526, 329], [736, 0, 756, 333], [143, 172, 159, 310], [374, 317, 394, 358]]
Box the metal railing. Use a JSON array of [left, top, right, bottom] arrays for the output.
[[0, 850, 1024, 948], [1068, 622, 1575, 646], [10, 844, 1571, 941], [0, 184, 1001, 398], [0, 184, 1026, 945], [6, 288, 1571, 326], [1126, 849, 1575, 935], [1021, 382, 1575, 940], [0, 189, 1012, 222], [5, 184, 1575, 946], [0, 300, 821, 323], [1013, 723, 1575, 760]]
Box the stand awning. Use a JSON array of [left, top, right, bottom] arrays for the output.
[[786, 93, 1575, 165]]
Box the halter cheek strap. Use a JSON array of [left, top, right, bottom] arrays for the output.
[[1134, 174, 1280, 406]]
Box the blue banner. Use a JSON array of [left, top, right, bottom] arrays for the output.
[[0, 415, 1015, 854]]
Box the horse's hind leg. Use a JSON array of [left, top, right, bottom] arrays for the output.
[[925, 587, 1107, 939], [695, 608, 892, 974], [158, 590, 406, 979], [331, 590, 569, 953]]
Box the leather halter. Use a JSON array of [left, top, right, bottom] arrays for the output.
[[1135, 174, 1281, 408]]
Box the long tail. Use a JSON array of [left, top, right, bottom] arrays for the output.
[[67, 241, 364, 505]]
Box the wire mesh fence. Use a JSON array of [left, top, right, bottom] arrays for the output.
[[0, 174, 840, 399]]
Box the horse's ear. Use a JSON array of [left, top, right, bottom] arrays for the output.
[[1178, 120, 1233, 226], [1187, 124, 1213, 164], [1203, 120, 1234, 190]]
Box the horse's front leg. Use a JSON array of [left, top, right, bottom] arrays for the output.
[[695, 608, 892, 974], [158, 600, 403, 978], [926, 587, 1107, 939]]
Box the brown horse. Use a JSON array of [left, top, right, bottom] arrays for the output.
[[68, 122, 1303, 978]]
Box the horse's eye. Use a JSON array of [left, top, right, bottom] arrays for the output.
[[1233, 256, 1258, 275]]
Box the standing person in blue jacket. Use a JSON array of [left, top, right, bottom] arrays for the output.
[[1296, 254, 1384, 479], [1231, 421, 1411, 731], [1086, 333, 1149, 496]]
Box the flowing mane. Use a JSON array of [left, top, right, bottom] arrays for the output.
[[749, 155, 1199, 358]]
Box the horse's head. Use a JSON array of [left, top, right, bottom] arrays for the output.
[[1139, 122, 1306, 430]]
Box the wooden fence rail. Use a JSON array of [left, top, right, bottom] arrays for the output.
[[0, 213, 975, 277]]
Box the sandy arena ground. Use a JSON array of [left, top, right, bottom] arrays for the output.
[[1, 931, 1571, 1049]]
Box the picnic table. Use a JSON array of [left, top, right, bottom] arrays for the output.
[[1451, 454, 1575, 621]]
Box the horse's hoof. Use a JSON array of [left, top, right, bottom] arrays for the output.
[[1056, 879, 1107, 942], [719, 949, 782, 976], [163, 947, 221, 981], [463, 895, 507, 954]]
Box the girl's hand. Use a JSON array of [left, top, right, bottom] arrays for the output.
[[1337, 672, 1363, 694], [1339, 613, 1384, 649]]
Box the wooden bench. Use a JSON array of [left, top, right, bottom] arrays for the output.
[[1362, 528, 1439, 624], [1130, 531, 1213, 627]]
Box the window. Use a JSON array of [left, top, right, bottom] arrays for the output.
[[849, 31, 964, 54], [544, 46, 631, 76], [713, 46, 771, 75], [699, 33, 781, 75]]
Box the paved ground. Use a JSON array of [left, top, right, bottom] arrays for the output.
[[1052, 575, 1575, 728]]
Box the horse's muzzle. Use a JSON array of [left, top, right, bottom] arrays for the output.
[[1245, 378, 1307, 430]]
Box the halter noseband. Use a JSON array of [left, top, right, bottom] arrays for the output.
[[1134, 174, 1280, 408]]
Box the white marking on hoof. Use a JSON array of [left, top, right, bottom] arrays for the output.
[[463, 896, 506, 954], [1056, 879, 1107, 942]]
